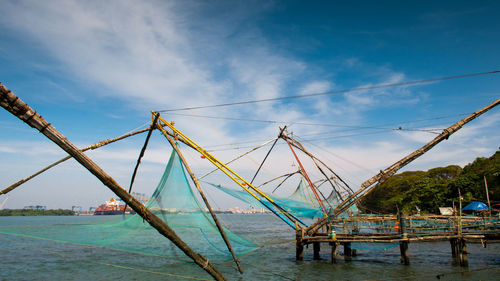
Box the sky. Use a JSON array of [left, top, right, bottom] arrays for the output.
[[0, 0, 499, 210]]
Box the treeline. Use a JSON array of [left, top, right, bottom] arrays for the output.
[[0, 209, 75, 216], [360, 150, 499, 214]]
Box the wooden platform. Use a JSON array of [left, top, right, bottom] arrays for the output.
[[296, 214, 500, 266]]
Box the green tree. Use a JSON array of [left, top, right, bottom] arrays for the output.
[[360, 151, 499, 214]]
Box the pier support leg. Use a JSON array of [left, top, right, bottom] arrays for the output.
[[296, 243, 304, 261], [450, 238, 458, 260], [458, 239, 468, 267], [296, 227, 304, 261], [313, 242, 321, 260], [352, 249, 357, 257], [343, 242, 352, 262], [330, 242, 337, 264], [399, 241, 409, 265]]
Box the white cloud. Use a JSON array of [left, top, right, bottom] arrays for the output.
[[0, 141, 64, 156], [1, 0, 223, 110], [299, 81, 332, 95]]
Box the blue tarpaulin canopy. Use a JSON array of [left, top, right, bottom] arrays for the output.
[[462, 201, 488, 211]]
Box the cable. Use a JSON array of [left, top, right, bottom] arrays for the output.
[[171, 113, 467, 150], [157, 70, 500, 112], [196, 112, 473, 152], [204, 131, 393, 152], [167, 111, 467, 130]]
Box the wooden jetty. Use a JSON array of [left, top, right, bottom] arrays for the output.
[[296, 213, 500, 266]]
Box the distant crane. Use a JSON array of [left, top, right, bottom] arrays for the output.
[[71, 205, 82, 214]]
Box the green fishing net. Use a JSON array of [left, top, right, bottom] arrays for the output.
[[0, 149, 258, 261], [206, 176, 361, 225], [206, 181, 323, 220], [286, 178, 318, 208]]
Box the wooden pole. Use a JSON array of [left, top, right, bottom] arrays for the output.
[[458, 238, 468, 267], [459, 189, 463, 236], [450, 238, 458, 260], [484, 175, 491, 209], [313, 241, 321, 260], [0, 83, 227, 281], [398, 211, 410, 265], [127, 114, 159, 195], [250, 126, 286, 184], [330, 242, 337, 264], [283, 135, 328, 215], [296, 225, 304, 261], [156, 122, 244, 274], [343, 242, 352, 261]]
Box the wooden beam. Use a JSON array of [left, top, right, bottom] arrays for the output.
[[0, 83, 227, 281]]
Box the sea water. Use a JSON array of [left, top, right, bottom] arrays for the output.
[[1, 214, 499, 280]]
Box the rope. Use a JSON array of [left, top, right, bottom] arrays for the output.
[[199, 138, 276, 180], [168, 112, 466, 131], [202, 257, 210, 269], [157, 70, 500, 112]]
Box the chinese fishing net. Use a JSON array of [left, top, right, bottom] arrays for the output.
[[0, 149, 259, 261]]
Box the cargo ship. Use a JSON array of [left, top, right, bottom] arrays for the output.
[[94, 193, 148, 215]]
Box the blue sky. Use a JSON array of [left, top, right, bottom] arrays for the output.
[[1, 0, 499, 210]]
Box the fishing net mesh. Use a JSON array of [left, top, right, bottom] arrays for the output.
[[206, 177, 333, 221], [206, 176, 359, 222], [0, 149, 258, 261]]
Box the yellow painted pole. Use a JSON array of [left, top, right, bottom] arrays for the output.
[[152, 112, 301, 226]]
